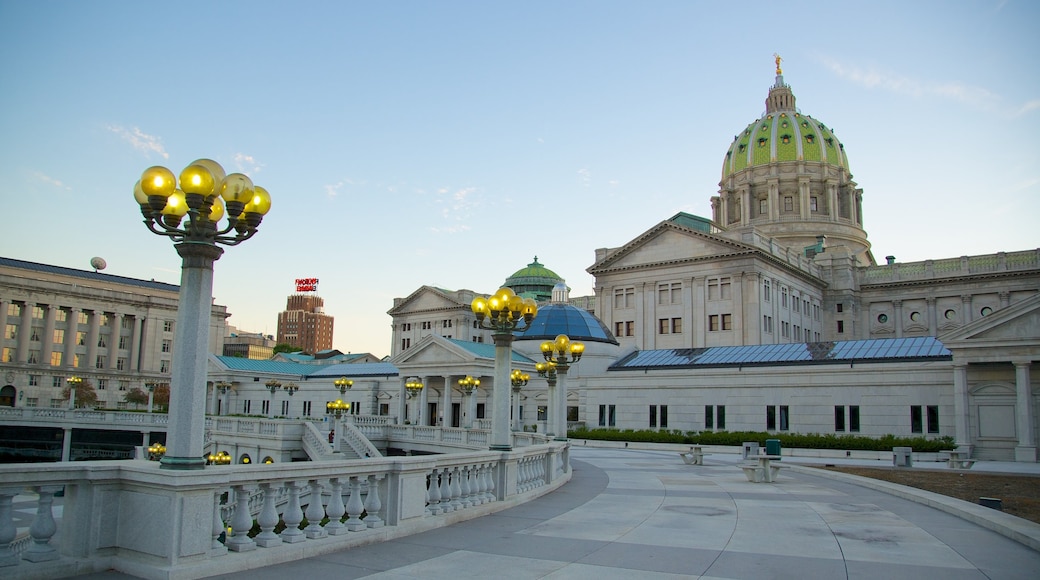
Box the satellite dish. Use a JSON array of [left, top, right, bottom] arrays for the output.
[[90, 257, 107, 272]]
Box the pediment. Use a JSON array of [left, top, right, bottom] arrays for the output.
[[590, 222, 750, 274], [941, 293, 1040, 347], [389, 285, 465, 315], [391, 335, 485, 368]]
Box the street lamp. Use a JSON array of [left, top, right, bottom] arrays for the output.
[[215, 381, 233, 416], [457, 375, 480, 428], [133, 158, 271, 470], [326, 400, 350, 452], [145, 382, 156, 414], [540, 334, 584, 441], [147, 443, 166, 461], [471, 287, 538, 450], [405, 378, 424, 425], [264, 380, 282, 419], [333, 377, 353, 397], [282, 382, 299, 417], [66, 376, 82, 410], [536, 361, 557, 436], [510, 369, 529, 431], [206, 451, 232, 465]]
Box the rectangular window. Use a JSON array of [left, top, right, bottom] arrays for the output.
[[55, 309, 67, 322], [781, 287, 789, 308], [784, 196, 793, 212], [77, 331, 86, 346], [537, 405, 547, 421], [834, 405, 846, 432], [122, 316, 133, 329], [709, 315, 719, 331], [117, 357, 126, 370], [28, 350, 39, 364], [763, 279, 771, 301], [615, 322, 624, 337], [30, 327, 41, 342], [4, 324, 15, 339], [50, 352, 62, 366], [379, 403, 389, 416], [161, 339, 172, 353], [766, 405, 776, 431], [657, 282, 681, 305], [53, 376, 63, 388], [281, 400, 289, 416], [163, 321, 173, 332], [649, 405, 656, 428], [658, 319, 670, 334], [613, 287, 635, 309], [759, 198, 767, 215], [836, 303, 843, 313], [717, 406, 725, 429], [95, 355, 105, 369], [26, 397, 38, 407], [671, 318, 682, 334], [97, 336, 105, 348], [7, 303, 21, 316], [779, 405, 789, 431], [243, 400, 251, 414], [160, 360, 170, 373], [810, 196, 818, 212], [598, 404, 616, 427], [722, 314, 732, 330], [53, 329, 64, 344], [649, 405, 668, 428], [568, 406, 579, 422], [926, 405, 939, 434], [118, 336, 129, 350], [793, 297, 800, 314], [849, 405, 860, 432], [625, 321, 634, 337], [50, 399, 63, 409], [302, 401, 312, 416], [29, 375, 39, 386], [32, 306, 45, 319], [117, 401, 128, 410], [837, 320, 844, 333], [705, 405, 714, 429], [910, 406, 923, 433], [763, 315, 773, 333], [119, 380, 128, 391], [97, 379, 106, 390], [477, 403, 485, 419]]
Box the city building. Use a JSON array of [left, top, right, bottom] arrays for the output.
[[276, 293, 334, 354], [222, 328, 276, 360], [0, 257, 228, 409]]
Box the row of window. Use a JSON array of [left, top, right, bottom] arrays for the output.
[[2, 347, 170, 373], [613, 404, 942, 433], [400, 320, 468, 332], [3, 305, 172, 332], [614, 278, 738, 309], [763, 280, 820, 319]]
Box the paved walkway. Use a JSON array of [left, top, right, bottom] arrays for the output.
[[73, 447, 1040, 579]]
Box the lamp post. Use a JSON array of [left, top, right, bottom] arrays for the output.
[[457, 375, 480, 428], [333, 377, 353, 397], [145, 382, 156, 414], [66, 376, 82, 410], [215, 381, 233, 416], [147, 443, 166, 461], [405, 378, 424, 425], [325, 400, 350, 452], [540, 334, 583, 441], [282, 382, 299, 417], [206, 451, 232, 465], [535, 361, 557, 436], [510, 369, 529, 431], [471, 287, 538, 451], [264, 380, 282, 419], [134, 158, 271, 470]]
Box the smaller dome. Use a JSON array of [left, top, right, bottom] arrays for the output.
[[515, 303, 618, 345], [504, 256, 566, 302]]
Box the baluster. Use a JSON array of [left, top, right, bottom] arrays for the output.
[[20, 485, 61, 562], [211, 490, 227, 553], [344, 476, 366, 531], [517, 458, 528, 492], [484, 462, 496, 502], [438, 467, 453, 513], [0, 489, 18, 567], [364, 474, 384, 528], [457, 465, 472, 508], [471, 464, 485, 505], [427, 468, 442, 515], [280, 481, 306, 544], [304, 480, 327, 539], [254, 483, 282, 547], [325, 478, 347, 535], [225, 485, 257, 552], [449, 466, 464, 511]]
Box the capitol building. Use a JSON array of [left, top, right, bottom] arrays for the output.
[[2, 65, 1038, 463]]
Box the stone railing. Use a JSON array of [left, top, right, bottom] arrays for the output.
[[0, 441, 570, 580], [861, 249, 1040, 284], [0, 407, 170, 431]]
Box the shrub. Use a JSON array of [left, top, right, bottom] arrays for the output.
[[567, 427, 955, 452]]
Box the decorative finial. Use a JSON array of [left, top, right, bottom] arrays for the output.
[[773, 53, 783, 75]]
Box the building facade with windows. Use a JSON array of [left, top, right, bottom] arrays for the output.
[[276, 294, 334, 354], [0, 257, 228, 409]]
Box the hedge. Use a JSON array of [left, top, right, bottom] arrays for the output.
[[568, 427, 956, 452]]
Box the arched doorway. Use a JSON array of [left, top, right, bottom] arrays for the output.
[[0, 385, 15, 407]]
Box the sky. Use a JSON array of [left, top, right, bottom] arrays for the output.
[[1, 1, 1037, 359]]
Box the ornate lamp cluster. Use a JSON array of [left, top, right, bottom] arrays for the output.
[[133, 159, 271, 245], [540, 334, 584, 366], [326, 400, 350, 418], [405, 378, 424, 398], [283, 382, 299, 396], [470, 287, 538, 332], [334, 377, 354, 396], [510, 369, 530, 389], [207, 451, 232, 465], [457, 375, 480, 394], [146, 443, 166, 461]]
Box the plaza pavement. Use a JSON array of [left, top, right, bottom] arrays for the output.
[[69, 446, 1040, 579]]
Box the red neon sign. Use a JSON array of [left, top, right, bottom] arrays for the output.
[[295, 278, 319, 292]]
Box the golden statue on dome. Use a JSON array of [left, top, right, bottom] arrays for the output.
[[774, 53, 783, 75]]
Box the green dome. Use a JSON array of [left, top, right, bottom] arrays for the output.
[[504, 256, 565, 302], [721, 76, 850, 181]]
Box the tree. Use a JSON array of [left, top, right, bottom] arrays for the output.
[[151, 384, 170, 412], [124, 387, 149, 410], [273, 343, 303, 355], [61, 378, 99, 409]]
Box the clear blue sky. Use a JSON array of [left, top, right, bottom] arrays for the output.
[[1, 1, 1037, 359]]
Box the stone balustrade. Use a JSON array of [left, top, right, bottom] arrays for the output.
[[0, 440, 570, 580]]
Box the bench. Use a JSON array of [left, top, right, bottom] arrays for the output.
[[740, 455, 784, 483], [679, 446, 707, 465], [945, 451, 976, 469]]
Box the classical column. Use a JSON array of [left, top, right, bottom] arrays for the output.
[[893, 300, 904, 338], [16, 301, 33, 364], [41, 305, 57, 368], [926, 298, 937, 336], [63, 308, 79, 369], [108, 313, 122, 370], [60, 428, 72, 462], [85, 310, 101, 371], [952, 363, 971, 452], [961, 295, 973, 324], [418, 376, 428, 426], [128, 316, 142, 372], [442, 375, 453, 426], [1014, 360, 1037, 462], [398, 378, 407, 423]]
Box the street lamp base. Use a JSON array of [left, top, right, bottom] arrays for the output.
[[489, 444, 512, 451], [160, 456, 207, 470]]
